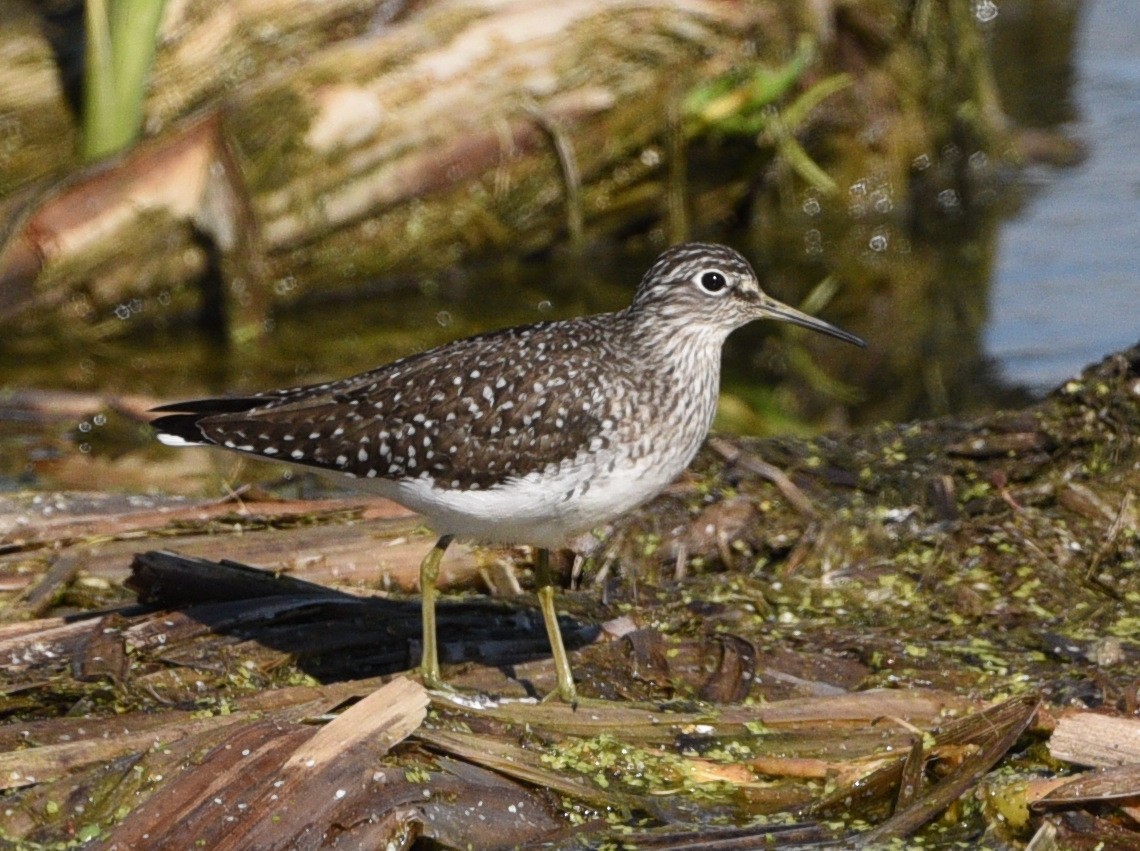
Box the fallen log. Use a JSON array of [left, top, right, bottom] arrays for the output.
[[0, 0, 1005, 342]]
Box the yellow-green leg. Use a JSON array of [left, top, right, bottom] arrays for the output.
[[419, 534, 453, 689], [535, 547, 577, 703]]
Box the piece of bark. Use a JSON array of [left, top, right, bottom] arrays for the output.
[[14, 555, 80, 617], [209, 678, 428, 851], [2, 502, 478, 598], [0, 711, 252, 791], [698, 633, 756, 703], [1032, 763, 1140, 809], [96, 678, 559, 851], [857, 694, 1040, 845], [1049, 712, 1140, 768]]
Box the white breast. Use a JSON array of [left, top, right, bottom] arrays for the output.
[[346, 439, 684, 547]]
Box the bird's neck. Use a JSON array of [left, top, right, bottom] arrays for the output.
[[618, 308, 727, 441], [623, 306, 732, 366]]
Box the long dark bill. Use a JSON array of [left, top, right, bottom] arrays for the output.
[[759, 295, 867, 347]]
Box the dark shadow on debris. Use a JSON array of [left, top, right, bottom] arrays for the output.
[[125, 549, 602, 687]]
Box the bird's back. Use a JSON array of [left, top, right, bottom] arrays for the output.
[[155, 313, 637, 486]]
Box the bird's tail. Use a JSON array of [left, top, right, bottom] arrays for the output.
[[149, 397, 264, 447]]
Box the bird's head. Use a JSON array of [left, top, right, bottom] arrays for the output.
[[631, 242, 865, 347]]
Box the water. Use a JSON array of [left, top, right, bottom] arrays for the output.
[[985, 0, 1140, 389]]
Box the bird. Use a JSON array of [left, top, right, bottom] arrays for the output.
[[150, 242, 865, 702]]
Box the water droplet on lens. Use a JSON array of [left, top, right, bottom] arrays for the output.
[[79, 442, 91, 454], [639, 147, 661, 167], [537, 300, 553, 313], [869, 232, 889, 252], [974, 0, 998, 23], [435, 310, 452, 327], [803, 228, 824, 258], [78, 421, 92, 433], [93, 413, 106, 426], [937, 189, 961, 210]]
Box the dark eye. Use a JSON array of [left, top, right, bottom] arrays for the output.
[[700, 271, 727, 293]]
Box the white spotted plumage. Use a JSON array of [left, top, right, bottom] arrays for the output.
[[152, 243, 863, 547]]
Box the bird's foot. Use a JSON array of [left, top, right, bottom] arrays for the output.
[[418, 665, 457, 695], [540, 680, 579, 706]]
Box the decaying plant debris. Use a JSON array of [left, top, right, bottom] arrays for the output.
[[0, 343, 1138, 848]]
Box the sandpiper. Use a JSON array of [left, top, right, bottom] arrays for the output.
[[151, 242, 865, 701]]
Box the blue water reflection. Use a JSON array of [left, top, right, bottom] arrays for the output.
[[986, 0, 1140, 388]]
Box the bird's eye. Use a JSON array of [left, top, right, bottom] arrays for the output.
[[699, 270, 728, 293]]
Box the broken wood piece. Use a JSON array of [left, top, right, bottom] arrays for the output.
[[857, 694, 1040, 845], [0, 710, 252, 791], [99, 706, 561, 848], [14, 555, 80, 617], [1049, 712, 1140, 768], [100, 679, 427, 850], [282, 676, 427, 771], [213, 679, 427, 850], [1031, 763, 1140, 809]]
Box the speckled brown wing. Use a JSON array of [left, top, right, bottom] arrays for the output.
[[151, 318, 622, 490]]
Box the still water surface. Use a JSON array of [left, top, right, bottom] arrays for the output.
[[986, 0, 1140, 389]]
